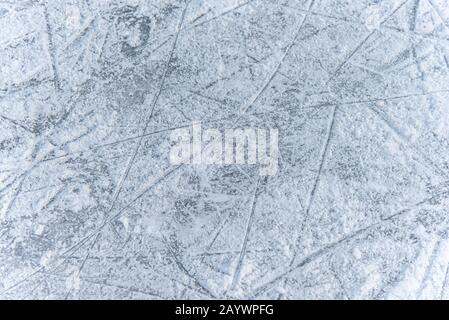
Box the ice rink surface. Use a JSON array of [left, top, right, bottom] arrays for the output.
[[1, 0, 449, 299]]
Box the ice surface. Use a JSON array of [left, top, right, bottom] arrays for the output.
[[1, 0, 449, 299]]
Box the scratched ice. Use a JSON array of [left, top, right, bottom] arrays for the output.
[[1, 0, 449, 299]]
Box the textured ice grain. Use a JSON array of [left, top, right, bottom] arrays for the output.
[[1, 0, 449, 300]]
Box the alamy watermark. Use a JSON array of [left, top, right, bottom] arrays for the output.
[[169, 121, 279, 176]]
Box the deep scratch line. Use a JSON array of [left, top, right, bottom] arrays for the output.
[[42, 3, 60, 92], [250, 187, 449, 297], [229, 177, 262, 293], [237, 0, 315, 119]]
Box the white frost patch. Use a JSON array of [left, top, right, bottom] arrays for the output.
[[34, 224, 45, 236], [40, 250, 57, 267], [386, 233, 449, 299]]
